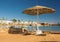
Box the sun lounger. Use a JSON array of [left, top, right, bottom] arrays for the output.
[[8, 26, 22, 34], [35, 30, 46, 36], [36, 33, 46, 36], [23, 31, 31, 35], [50, 31, 60, 34], [23, 29, 31, 35]]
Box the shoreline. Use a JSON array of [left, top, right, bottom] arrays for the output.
[[0, 28, 60, 42]]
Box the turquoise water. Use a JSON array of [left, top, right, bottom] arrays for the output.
[[26, 26, 60, 32], [0, 26, 60, 32]]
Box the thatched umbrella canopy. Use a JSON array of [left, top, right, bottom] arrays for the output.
[[22, 5, 55, 15]]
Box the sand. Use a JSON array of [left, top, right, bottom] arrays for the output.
[[0, 28, 60, 42]]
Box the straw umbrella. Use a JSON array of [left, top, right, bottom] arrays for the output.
[[22, 5, 55, 34]]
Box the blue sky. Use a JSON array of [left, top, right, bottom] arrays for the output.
[[0, 0, 60, 23]]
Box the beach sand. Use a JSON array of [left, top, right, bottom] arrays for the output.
[[0, 28, 60, 42]]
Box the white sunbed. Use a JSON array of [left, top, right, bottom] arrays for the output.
[[35, 30, 46, 36]]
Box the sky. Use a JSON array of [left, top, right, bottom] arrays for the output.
[[0, 0, 60, 23]]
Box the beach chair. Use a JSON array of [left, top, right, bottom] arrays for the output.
[[50, 31, 60, 34], [23, 29, 31, 35], [8, 26, 22, 34], [35, 30, 46, 36]]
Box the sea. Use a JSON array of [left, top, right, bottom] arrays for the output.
[[0, 26, 60, 32], [26, 26, 60, 32]]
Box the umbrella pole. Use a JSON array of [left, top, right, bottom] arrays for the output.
[[36, 10, 39, 30]]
